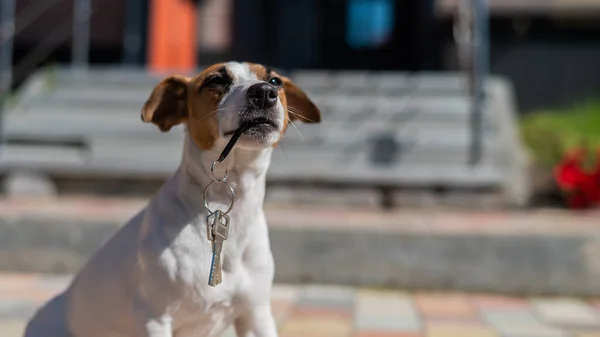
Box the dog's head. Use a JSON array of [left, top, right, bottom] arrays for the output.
[[141, 62, 321, 151]]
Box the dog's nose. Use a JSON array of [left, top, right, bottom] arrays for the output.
[[247, 83, 278, 109]]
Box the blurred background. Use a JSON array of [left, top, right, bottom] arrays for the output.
[[2, 0, 600, 336]]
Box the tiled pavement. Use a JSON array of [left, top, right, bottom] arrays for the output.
[[4, 274, 600, 337]]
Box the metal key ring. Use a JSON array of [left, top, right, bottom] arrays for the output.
[[203, 180, 235, 215], [211, 160, 228, 182]]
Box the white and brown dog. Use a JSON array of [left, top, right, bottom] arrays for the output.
[[24, 61, 321, 337]]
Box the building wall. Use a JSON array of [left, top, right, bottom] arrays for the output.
[[442, 14, 600, 112], [14, 0, 124, 49], [197, 0, 231, 53]]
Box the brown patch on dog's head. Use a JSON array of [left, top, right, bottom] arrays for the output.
[[141, 75, 190, 132], [142, 62, 321, 151], [186, 63, 233, 150], [141, 63, 231, 150], [280, 75, 321, 124]]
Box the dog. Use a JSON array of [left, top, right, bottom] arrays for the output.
[[24, 61, 321, 337]]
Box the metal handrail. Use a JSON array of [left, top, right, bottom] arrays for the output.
[[468, 0, 489, 166], [14, 0, 63, 36], [72, 0, 91, 71], [453, 0, 489, 166], [13, 19, 73, 84], [0, 0, 91, 145], [0, 0, 17, 148]]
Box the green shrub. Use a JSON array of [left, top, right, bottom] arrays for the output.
[[520, 100, 600, 169]]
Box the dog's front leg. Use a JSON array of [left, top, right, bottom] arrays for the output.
[[234, 304, 278, 337], [137, 315, 173, 337]]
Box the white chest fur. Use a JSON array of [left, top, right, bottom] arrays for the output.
[[24, 136, 278, 337], [132, 137, 276, 336]]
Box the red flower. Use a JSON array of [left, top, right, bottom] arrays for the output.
[[554, 147, 600, 209], [567, 192, 590, 209], [554, 149, 585, 191]]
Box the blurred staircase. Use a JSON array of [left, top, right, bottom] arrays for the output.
[[0, 67, 530, 208]]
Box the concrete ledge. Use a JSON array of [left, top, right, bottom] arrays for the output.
[[272, 229, 593, 296], [1, 198, 599, 296]]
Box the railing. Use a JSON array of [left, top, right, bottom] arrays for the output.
[[453, 0, 489, 165], [0, 0, 16, 125], [0, 0, 490, 168], [0, 0, 92, 142]]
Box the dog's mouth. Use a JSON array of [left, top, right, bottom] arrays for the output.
[[218, 118, 279, 162], [223, 118, 278, 137]]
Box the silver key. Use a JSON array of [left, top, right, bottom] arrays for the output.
[[206, 212, 217, 241], [208, 211, 230, 287], [208, 238, 224, 286]]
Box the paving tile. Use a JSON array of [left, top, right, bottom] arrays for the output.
[[0, 319, 26, 337], [482, 309, 545, 326], [425, 322, 497, 337], [355, 290, 414, 315], [38, 275, 71, 292], [354, 333, 422, 337], [355, 291, 421, 332], [482, 309, 567, 337], [0, 287, 57, 304], [0, 299, 39, 320], [488, 320, 566, 336], [0, 273, 39, 291], [0, 274, 69, 305], [5, 272, 600, 337], [271, 299, 295, 326], [290, 306, 352, 320], [296, 285, 355, 309], [221, 326, 237, 337], [279, 317, 352, 337], [471, 294, 529, 311], [497, 327, 568, 337], [357, 315, 422, 334], [534, 299, 600, 328], [423, 316, 481, 324], [271, 284, 301, 302], [589, 299, 600, 311], [415, 293, 475, 319]]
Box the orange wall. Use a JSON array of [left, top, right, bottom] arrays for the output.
[[147, 0, 197, 73]]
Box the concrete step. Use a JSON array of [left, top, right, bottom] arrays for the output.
[[5, 114, 497, 142], [0, 197, 598, 296], [2, 112, 506, 162], [2, 67, 528, 207], [19, 91, 494, 124], [0, 142, 504, 187]]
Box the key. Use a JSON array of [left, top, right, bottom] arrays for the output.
[[208, 211, 230, 287], [206, 211, 217, 241], [208, 238, 224, 286]]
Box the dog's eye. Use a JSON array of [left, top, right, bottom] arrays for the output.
[[268, 76, 283, 88], [205, 75, 230, 87]]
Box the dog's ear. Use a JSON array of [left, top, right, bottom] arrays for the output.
[[141, 75, 191, 132], [282, 76, 321, 124]]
